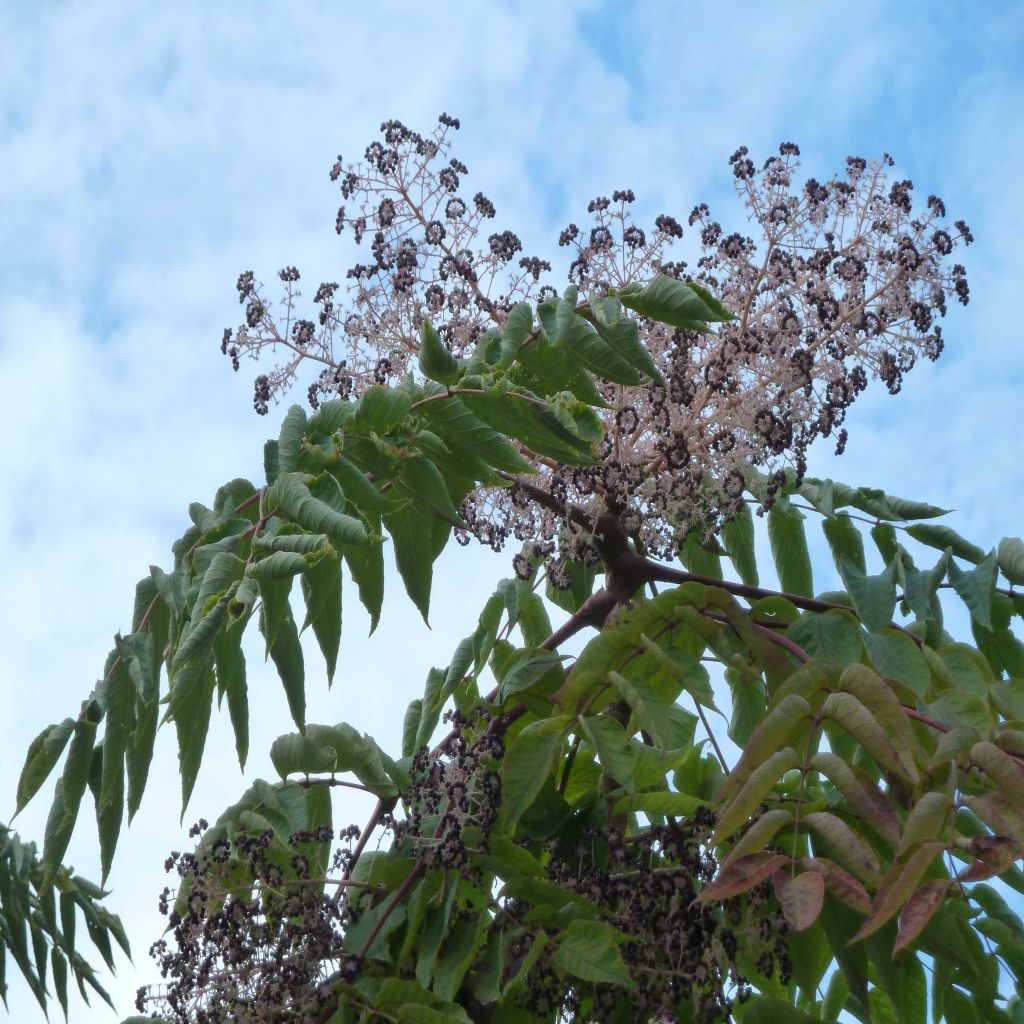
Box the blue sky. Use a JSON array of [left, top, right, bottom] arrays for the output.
[[0, 2, 1022, 1019]]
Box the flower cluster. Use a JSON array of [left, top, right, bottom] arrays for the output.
[[220, 115, 971, 562]]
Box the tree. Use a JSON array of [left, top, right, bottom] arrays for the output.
[[8, 115, 1023, 1024]]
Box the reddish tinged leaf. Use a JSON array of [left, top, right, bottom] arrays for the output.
[[772, 869, 825, 931], [836, 664, 923, 780], [798, 856, 871, 914], [717, 694, 812, 803], [896, 792, 953, 858], [712, 747, 801, 845], [801, 811, 881, 885], [957, 836, 1022, 882], [809, 752, 900, 846], [894, 879, 951, 954], [851, 840, 945, 944], [819, 691, 908, 780], [699, 852, 789, 903], [721, 809, 794, 869], [960, 793, 1024, 842], [971, 741, 1024, 806]]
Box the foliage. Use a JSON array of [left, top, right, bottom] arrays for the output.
[[7, 116, 1023, 1024], [0, 823, 129, 1016]]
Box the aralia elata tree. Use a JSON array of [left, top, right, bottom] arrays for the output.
[[7, 115, 1024, 1024]]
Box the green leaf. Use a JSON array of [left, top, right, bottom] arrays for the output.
[[276, 404, 307, 473], [258, 578, 306, 730], [579, 715, 635, 792], [823, 514, 866, 574], [608, 671, 672, 748], [501, 716, 570, 826], [768, 499, 813, 597], [947, 552, 998, 631], [248, 549, 309, 581], [839, 555, 897, 633], [865, 630, 931, 699], [271, 472, 369, 547], [590, 314, 663, 383], [721, 502, 759, 586], [43, 717, 97, 882], [739, 998, 825, 1024], [396, 457, 466, 529], [639, 634, 720, 711], [498, 301, 534, 368], [550, 920, 634, 988], [384, 503, 435, 623], [719, 694, 812, 804], [16, 719, 75, 815], [820, 691, 907, 779], [787, 608, 863, 663], [418, 390, 532, 474], [300, 552, 342, 685], [345, 524, 384, 632], [213, 625, 248, 772], [822, 971, 849, 1023], [126, 689, 159, 821], [460, 387, 595, 464], [418, 319, 460, 384], [713, 747, 801, 844], [868, 988, 900, 1024], [620, 272, 732, 327], [350, 384, 412, 433], [559, 314, 643, 385], [905, 523, 985, 564], [166, 654, 216, 816], [997, 537, 1024, 585], [497, 649, 564, 706]]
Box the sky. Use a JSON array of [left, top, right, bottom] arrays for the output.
[[0, 1, 1022, 1019]]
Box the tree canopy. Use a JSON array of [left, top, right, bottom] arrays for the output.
[[6, 115, 1023, 1024]]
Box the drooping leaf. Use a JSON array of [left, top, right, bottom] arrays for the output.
[[997, 537, 1024, 585], [771, 869, 825, 932], [271, 471, 370, 547], [620, 272, 732, 327], [947, 552, 998, 631], [579, 715, 635, 792], [608, 671, 672, 749], [501, 716, 570, 826], [166, 654, 216, 816], [905, 523, 985, 564], [300, 552, 343, 685], [721, 502, 759, 586], [822, 513, 866, 575], [550, 920, 634, 989], [768, 499, 814, 597], [42, 717, 98, 882], [839, 555, 897, 633], [418, 319, 460, 384], [16, 719, 76, 815], [719, 694, 812, 803], [713, 747, 801, 844], [258, 578, 305, 730], [384, 503, 436, 623]]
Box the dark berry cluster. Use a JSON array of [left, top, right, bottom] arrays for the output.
[[138, 819, 364, 1023]]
